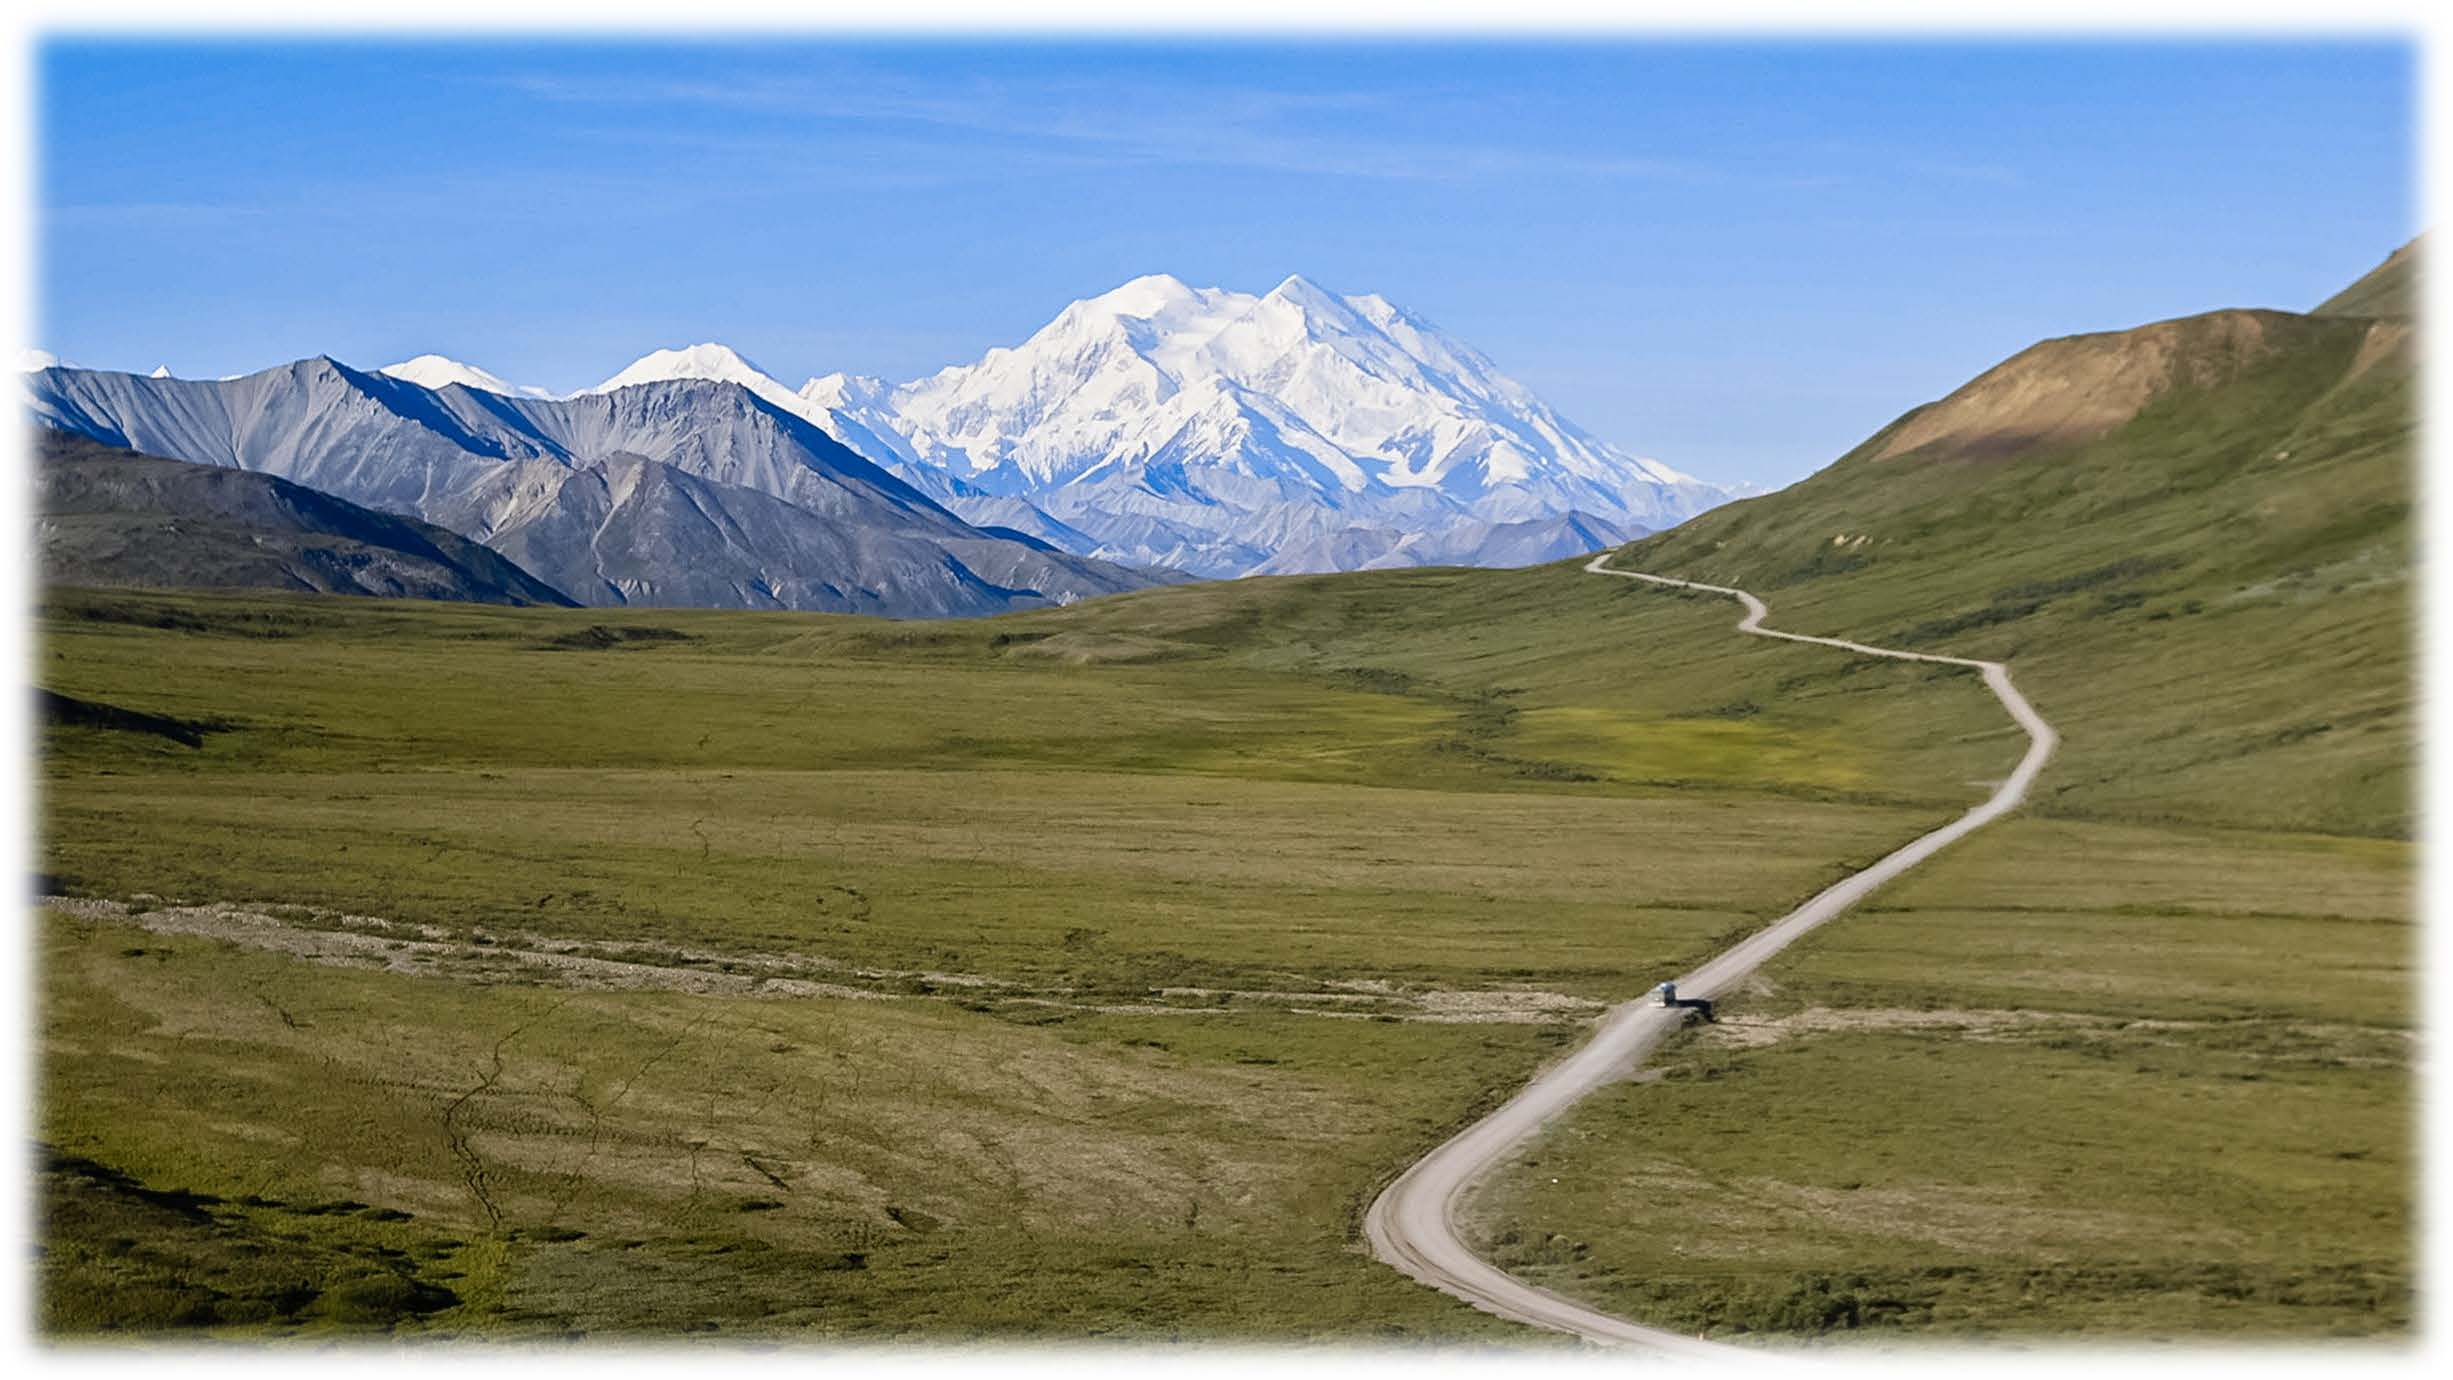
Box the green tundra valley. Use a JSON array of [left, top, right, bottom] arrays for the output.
[[34, 240, 2416, 1345]]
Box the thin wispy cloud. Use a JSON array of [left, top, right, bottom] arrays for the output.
[[484, 65, 2027, 195], [487, 67, 1710, 187]]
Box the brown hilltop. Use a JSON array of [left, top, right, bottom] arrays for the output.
[[1869, 308, 2336, 464]]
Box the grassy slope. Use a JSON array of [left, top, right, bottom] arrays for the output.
[[1466, 817, 2413, 1343], [36, 566, 2009, 1341], [41, 911, 1569, 1340], [1616, 308, 2412, 837], [39, 579, 1993, 998], [2314, 237, 2418, 319], [1466, 290, 2415, 1342]]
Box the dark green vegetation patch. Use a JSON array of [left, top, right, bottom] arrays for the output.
[[39, 1147, 461, 1334], [36, 688, 224, 749]]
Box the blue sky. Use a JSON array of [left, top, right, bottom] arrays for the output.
[[38, 39, 2413, 489]]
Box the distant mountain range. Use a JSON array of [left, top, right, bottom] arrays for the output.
[[23, 273, 1733, 608], [402, 277, 1733, 577], [24, 356, 1164, 617]]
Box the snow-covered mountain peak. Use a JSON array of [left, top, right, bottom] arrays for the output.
[[798, 371, 889, 410], [1083, 272, 1202, 317], [583, 342, 856, 438], [20, 349, 67, 372], [379, 354, 552, 399], [834, 273, 1732, 558], [1032, 275, 1248, 371], [1259, 272, 1349, 314], [590, 343, 781, 397]]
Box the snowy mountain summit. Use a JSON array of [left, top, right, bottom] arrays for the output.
[[380, 354, 558, 399], [587, 343, 785, 400], [791, 273, 1731, 576]]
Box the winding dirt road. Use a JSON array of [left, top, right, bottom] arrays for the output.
[[1361, 552, 2059, 1354]]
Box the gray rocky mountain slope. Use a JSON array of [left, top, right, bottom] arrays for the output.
[[33, 428, 574, 606], [26, 359, 1161, 616]]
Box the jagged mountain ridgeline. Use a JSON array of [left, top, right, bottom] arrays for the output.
[[24, 356, 1164, 617], [24, 273, 1731, 610]]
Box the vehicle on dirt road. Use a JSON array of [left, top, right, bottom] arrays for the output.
[[1653, 981, 1715, 1024]]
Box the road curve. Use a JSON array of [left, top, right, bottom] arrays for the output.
[[1360, 551, 2059, 1355]]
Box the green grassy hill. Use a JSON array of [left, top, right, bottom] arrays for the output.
[[1614, 285, 2414, 837]]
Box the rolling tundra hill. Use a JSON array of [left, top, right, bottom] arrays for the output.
[[1611, 241, 2418, 835], [22, 357, 1163, 617], [32, 428, 573, 606]]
